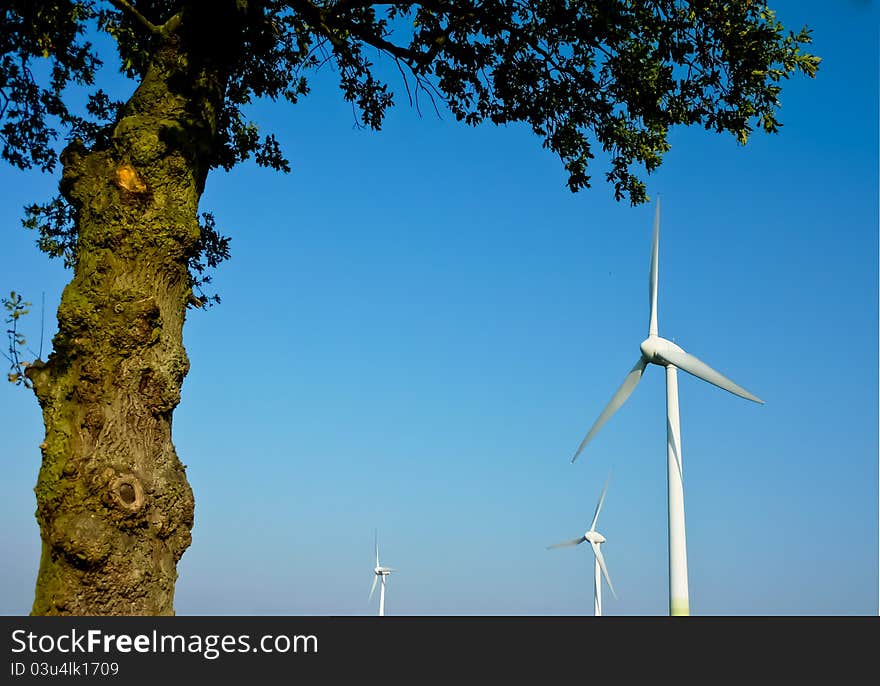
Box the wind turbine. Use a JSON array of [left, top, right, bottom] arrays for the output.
[[571, 197, 763, 616], [548, 478, 616, 616], [369, 532, 395, 616]]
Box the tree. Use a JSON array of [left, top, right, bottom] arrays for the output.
[[1, 0, 817, 615]]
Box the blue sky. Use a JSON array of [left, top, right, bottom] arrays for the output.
[[1, 1, 876, 616]]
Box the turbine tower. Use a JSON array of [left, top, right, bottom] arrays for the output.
[[571, 198, 763, 616], [369, 532, 395, 616], [548, 478, 616, 616]]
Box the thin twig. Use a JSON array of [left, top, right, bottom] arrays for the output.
[[39, 290, 44, 360]]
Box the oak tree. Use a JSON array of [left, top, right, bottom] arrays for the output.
[[1, 0, 818, 615]]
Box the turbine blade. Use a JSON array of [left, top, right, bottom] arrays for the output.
[[659, 346, 764, 404], [547, 536, 586, 550], [591, 542, 617, 600], [375, 530, 379, 568], [648, 197, 660, 337], [572, 357, 648, 463], [590, 476, 611, 532], [369, 573, 378, 602]]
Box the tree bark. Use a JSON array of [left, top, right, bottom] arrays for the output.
[[25, 34, 226, 615]]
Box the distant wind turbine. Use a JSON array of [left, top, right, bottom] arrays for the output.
[[549, 477, 616, 616], [369, 531, 395, 617], [571, 197, 763, 616]]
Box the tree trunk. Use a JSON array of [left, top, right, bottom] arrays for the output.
[[25, 36, 225, 615]]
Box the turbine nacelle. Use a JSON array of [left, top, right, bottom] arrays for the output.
[[639, 335, 685, 367], [584, 530, 605, 544]]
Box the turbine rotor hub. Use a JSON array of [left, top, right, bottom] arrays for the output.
[[639, 335, 684, 366], [584, 531, 605, 544]]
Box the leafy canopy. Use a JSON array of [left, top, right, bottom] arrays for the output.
[[2, 0, 819, 267]]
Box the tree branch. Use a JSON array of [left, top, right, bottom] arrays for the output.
[[159, 11, 184, 37], [287, 0, 424, 62], [338, 17, 421, 63], [330, 0, 449, 14], [106, 0, 162, 35], [285, 0, 347, 49]]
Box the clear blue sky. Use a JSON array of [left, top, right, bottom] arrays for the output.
[[1, 1, 876, 616]]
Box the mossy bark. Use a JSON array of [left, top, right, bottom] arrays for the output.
[[25, 35, 226, 615]]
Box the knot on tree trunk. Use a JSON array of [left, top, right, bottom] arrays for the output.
[[110, 296, 162, 350], [48, 512, 115, 569], [110, 473, 146, 513]]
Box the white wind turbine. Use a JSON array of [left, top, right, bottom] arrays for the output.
[[548, 478, 616, 616], [369, 532, 395, 616], [571, 197, 763, 616]]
